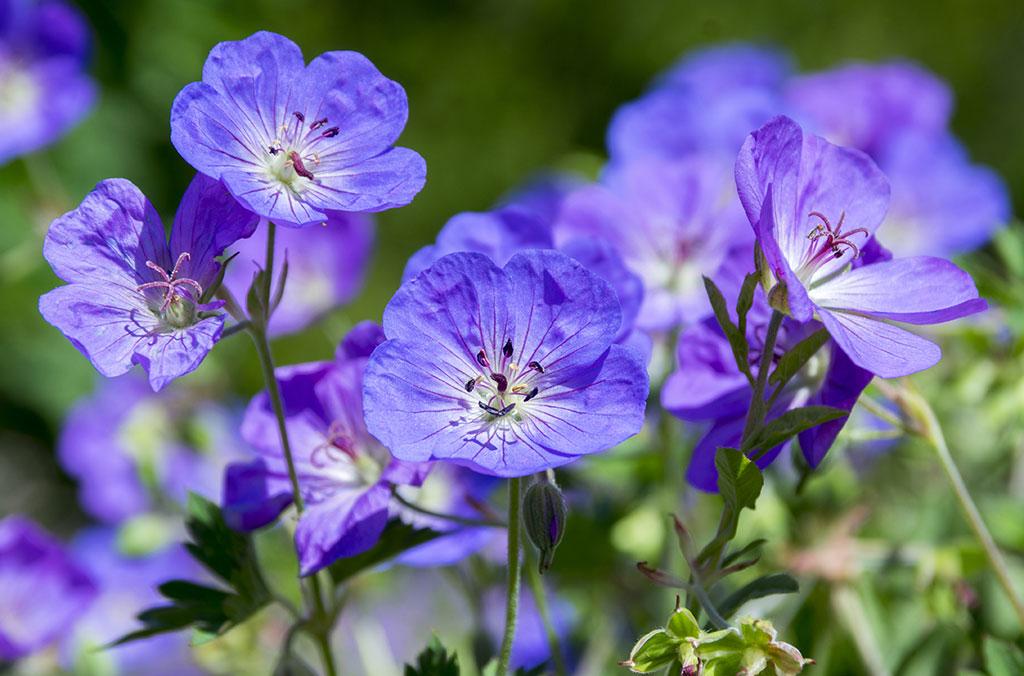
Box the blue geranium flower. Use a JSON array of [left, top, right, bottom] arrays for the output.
[[171, 31, 425, 227], [39, 175, 258, 391], [363, 250, 649, 477]]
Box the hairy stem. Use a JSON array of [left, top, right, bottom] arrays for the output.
[[740, 310, 784, 445], [247, 220, 337, 676], [903, 388, 1024, 631], [496, 477, 523, 676], [526, 552, 568, 676]]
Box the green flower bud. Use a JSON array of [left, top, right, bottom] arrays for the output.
[[522, 478, 567, 574]]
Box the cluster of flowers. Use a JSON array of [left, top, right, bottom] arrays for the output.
[[2, 6, 1002, 670]]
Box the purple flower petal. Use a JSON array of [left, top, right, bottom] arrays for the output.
[[294, 483, 391, 575], [797, 345, 874, 467], [222, 460, 294, 531], [817, 307, 942, 378]]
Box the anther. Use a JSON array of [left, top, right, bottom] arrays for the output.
[[524, 387, 539, 402], [293, 111, 305, 122], [479, 402, 516, 417], [503, 339, 514, 359], [490, 373, 508, 392], [528, 361, 544, 373], [465, 378, 477, 392], [310, 117, 328, 130], [288, 151, 315, 180], [476, 350, 490, 368], [321, 127, 340, 138]]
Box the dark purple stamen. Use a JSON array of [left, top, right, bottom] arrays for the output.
[[321, 127, 340, 138], [268, 146, 282, 155], [479, 402, 516, 417], [465, 378, 476, 392], [288, 151, 315, 180], [503, 339, 514, 359], [528, 361, 544, 373], [476, 350, 490, 368], [490, 373, 508, 392], [524, 387, 539, 402], [293, 111, 305, 122], [310, 117, 328, 130]]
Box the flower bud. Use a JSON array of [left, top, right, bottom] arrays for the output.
[[522, 478, 567, 574]]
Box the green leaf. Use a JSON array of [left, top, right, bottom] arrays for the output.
[[735, 272, 759, 339], [405, 636, 460, 676], [716, 573, 800, 619], [624, 629, 680, 673], [721, 539, 767, 568], [703, 276, 751, 380], [110, 494, 271, 648], [715, 448, 764, 512], [984, 636, 1024, 676], [743, 406, 848, 455], [274, 653, 320, 676], [329, 520, 444, 585], [767, 328, 829, 390]]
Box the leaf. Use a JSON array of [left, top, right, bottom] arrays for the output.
[[329, 520, 444, 585], [696, 449, 764, 566], [110, 494, 271, 648], [721, 539, 767, 568], [274, 653, 319, 676], [768, 329, 829, 389], [703, 276, 751, 380], [984, 636, 1024, 676], [735, 272, 759, 339], [742, 406, 848, 455], [405, 636, 460, 676], [716, 573, 800, 619], [623, 628, 680, 673]]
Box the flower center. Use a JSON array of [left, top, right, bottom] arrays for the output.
[[311, 420, 384, 487], [136, 252, 203, 328], [0, 63, 38, 123], [264, 111, 340, 192], [794, 211, 869, 282], [465, 338, 546, 424]]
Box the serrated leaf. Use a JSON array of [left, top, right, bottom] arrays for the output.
[[716, 573, 800, 619], [768, 328, 829, 389], [329, 520, 444, 585], [743, 406, 847, 455], [704, 276, 751, 380], [625, 628, 680, 673], [405, 637, 460, 676]]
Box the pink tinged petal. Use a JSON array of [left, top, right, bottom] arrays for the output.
[[43, 178, 169, 287], [168, 173, 259, 289], [504, 250, 621, 375], [294, 483, 391, 575], [817, 307, 941, 378], [297, 50, 410, 166], [305, 145, 426, 214], [810, 256, 987, 325]]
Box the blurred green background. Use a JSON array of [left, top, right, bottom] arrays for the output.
[[3, 1, 1024, 673]]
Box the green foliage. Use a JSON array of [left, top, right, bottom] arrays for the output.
[[111, 493, 271, 647], [983, 636, 1024, 676], [717, 574, 800, 620], [742, 406, 848, 457], [703, 275, 753, 382], [767, 328, 829, 391], [405, 637, 461, 676]]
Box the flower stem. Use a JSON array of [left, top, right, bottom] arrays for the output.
[[902, 386, 1024, 631], [496, 477, 523, 676], [390, 488, 506, 528], [526, 552, 568, 676], [741, 310, 784, 445], [247, 220, 337, 676]]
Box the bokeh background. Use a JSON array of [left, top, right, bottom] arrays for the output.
[[3, 1, 1024, 674]]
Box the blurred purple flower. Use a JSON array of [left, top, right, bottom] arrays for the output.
[[364, 250, 648, 477], [736, 115, 986, 378], [483, 584, 574, 671], [224, 212, 374, 336], [62, 529, 202, 675], [171, 31, 425, 227], [0, 0, 95, 163], [0, 516, 97, 661], [554, 157, 751, 331], [39, 175, 259, 391], [223, 321, 430, 575], [58, 373, 248, 524]]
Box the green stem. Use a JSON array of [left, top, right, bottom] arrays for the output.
[[391, 488, 506, 528], [246, 220, 337, 676], [740, 310, 784, 445], [496, 477, 523, 676], [526, 553, 568, 676], [905, 389, 1024, 632]]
